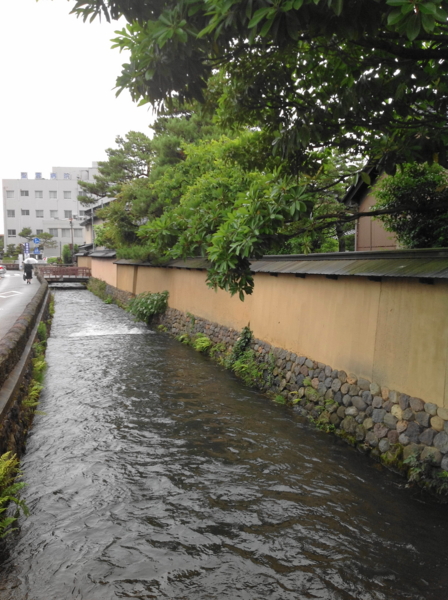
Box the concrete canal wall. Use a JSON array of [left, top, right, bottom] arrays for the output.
[[0, 278, 50, 456], [88, 252, 448, 480]]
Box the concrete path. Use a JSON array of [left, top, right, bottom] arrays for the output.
[[0, 271, 41, 341]]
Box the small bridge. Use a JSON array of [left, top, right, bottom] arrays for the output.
[[37, 266, 91, 283]]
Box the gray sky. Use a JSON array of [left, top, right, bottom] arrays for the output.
[[0, 0, 155, 234]]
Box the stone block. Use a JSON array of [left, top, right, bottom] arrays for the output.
[[372, 396, 383, 409], [370, 382, 381, 396], [419, 428, 436, 446], [325, 377, 333, 388], [330, 413, 340, 426], [403, 443, 423, 460], [298, 356, 306, 365], [441, 454, 448, 471], [324, 365, 332, 376], [410, 397, 425, 412], [372, 408, 386, 423], [373, 423, 389, 439], [341, 416, 357, 434], [311, 377, 319, 389], [355, 424, 366, 442], [337, 370, 347, 383], [420, 446, 442, 465], [358, 378, 370, 391], [389, 390, 399, 404], [346, 373, 357, 385], [424, 402, 438, 416], [415, 412, 430, 428], [434, 431, 448, 454], [342, 394, 352, 407], [337, 406, 346, 419], [345, 406, 359, 417], [365, 406, 373, 417], [401, 408, 414, 422], [300, 366, 309, 376], [399, 394, 410, 410], [331, 378, 342, 392], [437, 407, 448, 421], [406, 422, 422, 443], [381, 387, 390, 400], [391, 405, 403, 420], [324, 389, 334, 401], [363, 417, 374, 430], [430, 416, 445, 432], [383, 413, 398, 430], [361, 391, 373, 405], [365, 431, 379, 447], [383, 400, 393, 413], [349, 384, 360, 396], [334, 391, 342, 404], [340, 383, 350, 395], [352, 396, 367, 412], [378, 438, 390, 453], [398, 433, 410, 446], [387, 430, 399, 444]]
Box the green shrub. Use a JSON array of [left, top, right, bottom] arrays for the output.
[[127, 290, 169, 324], [231, 348, 263, 387], [192, 333, 212, 353]]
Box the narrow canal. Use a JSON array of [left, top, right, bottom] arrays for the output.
[[1, 290, 447, 600]]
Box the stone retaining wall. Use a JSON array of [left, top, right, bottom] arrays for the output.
[[155, 307, 448, 483]]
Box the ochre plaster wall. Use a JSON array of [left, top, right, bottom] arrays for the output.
[[91, 261, 448, 407], [78, 256, 92, 269], [91, 258, 117, 287], [356, 191, 398, 251]]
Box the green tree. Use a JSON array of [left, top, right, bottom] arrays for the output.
[[77, 131, 154, 206], [37, 232, 58, 251], [62, 244, 72, 264], [373, 163, 448, 248], [17, 228, 34, 242], [71, 0, 448, 171]]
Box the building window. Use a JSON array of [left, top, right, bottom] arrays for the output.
[[20, 190, 29, 197], [50, 210, 58, 218], [36, 210, 44, 218], [21, 173, 27, 179], [8, 229, 16, 236], [74, 228, 83, 238], [35, 190, 43, 198], [7, 210, 15, 217], [35, 172, 42, 179], [64, 210, 72, 218], [21, 209, 30, 216], [79, 210, 86, 217], [64, 173, 70, 179], [63, 191, 71, 199], [49, 191, 57, 198], [36, 229, 43, 235], [61, 228, 71, 238], [48, 228, 58, 237], [6, 190, 14, 198], [50, 173, 56, 180]]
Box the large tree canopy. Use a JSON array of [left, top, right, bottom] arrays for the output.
[[72, 0, 448, 170]]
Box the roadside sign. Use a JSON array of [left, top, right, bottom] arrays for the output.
[[24, 243, 30, 253], [33, 238, 41, 244], [34, 248, 40, 254]]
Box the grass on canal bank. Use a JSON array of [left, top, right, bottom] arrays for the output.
[[0, 296, 53, 539]]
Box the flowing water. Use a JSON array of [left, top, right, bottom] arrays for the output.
[[1, 290, 447, 600]]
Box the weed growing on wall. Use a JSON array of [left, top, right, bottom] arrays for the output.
[[0, 452, 29, 538], [127, 291, 169, 325], [87, 278, 107, 301], [231, 349, 264, 387], [192, 333, 212, 353]]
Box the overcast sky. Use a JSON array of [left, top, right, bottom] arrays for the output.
[[0, 0, 155, 234]]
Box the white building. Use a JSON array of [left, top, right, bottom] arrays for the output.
[[2, 164, 99, 258]]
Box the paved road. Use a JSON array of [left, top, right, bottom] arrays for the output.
[[0, 271, 41, 341]]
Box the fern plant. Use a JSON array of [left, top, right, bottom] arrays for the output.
[[192, 333, 212, 353], [0, 452, 29, 538]]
